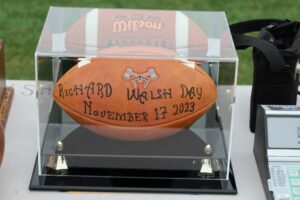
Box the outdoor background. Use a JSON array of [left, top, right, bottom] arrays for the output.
[[0, 0, 299, 84]]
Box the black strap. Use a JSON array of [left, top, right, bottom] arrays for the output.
[[230, 19, 288, 73], [291, 27, 300, 52], [230, 19, 286, 34]]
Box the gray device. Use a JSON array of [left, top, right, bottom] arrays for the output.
[[254, 105, 300, 200]]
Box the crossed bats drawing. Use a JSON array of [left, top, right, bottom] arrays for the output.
[[123, 68, 158, 88]]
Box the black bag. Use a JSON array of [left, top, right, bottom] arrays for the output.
[[230, 19, 300, 132]]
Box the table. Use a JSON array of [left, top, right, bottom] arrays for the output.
[[0, 80, 267, 200]]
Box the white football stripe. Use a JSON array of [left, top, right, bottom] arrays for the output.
[[78, 60, 92, 68], [176, 11, 189, 57], [77, 58, 92, 68], [52, 33, 66, 52], [182, 60, 195, 69], [85, 9, 99, 55], [206, 38, 221, 57]]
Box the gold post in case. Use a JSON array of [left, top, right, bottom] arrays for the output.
[[197, 144, 214, 178], [46, 141, 68, 174]]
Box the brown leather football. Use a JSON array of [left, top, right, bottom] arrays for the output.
[[53, 58, 217, 141], [0, 124, 4, 166]]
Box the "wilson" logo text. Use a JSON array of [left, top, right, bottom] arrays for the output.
[[112, 20, 163, 33]]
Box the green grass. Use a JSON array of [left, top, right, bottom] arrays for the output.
[[0, 0, 299, 84]]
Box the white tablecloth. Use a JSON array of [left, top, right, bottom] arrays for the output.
[[0, 80, 267, 200]]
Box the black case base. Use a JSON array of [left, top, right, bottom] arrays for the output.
[[29, 157, 237, 194], [29, 127, 237, 194]]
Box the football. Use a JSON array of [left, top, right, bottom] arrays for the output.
[[53, 58, 217, 141], [65, 9, 208, 57]]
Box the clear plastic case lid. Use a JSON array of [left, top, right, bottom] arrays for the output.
[[36, 7, 237, 62]]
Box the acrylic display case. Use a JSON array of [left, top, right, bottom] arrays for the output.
[[30, 7, 238, 194]]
